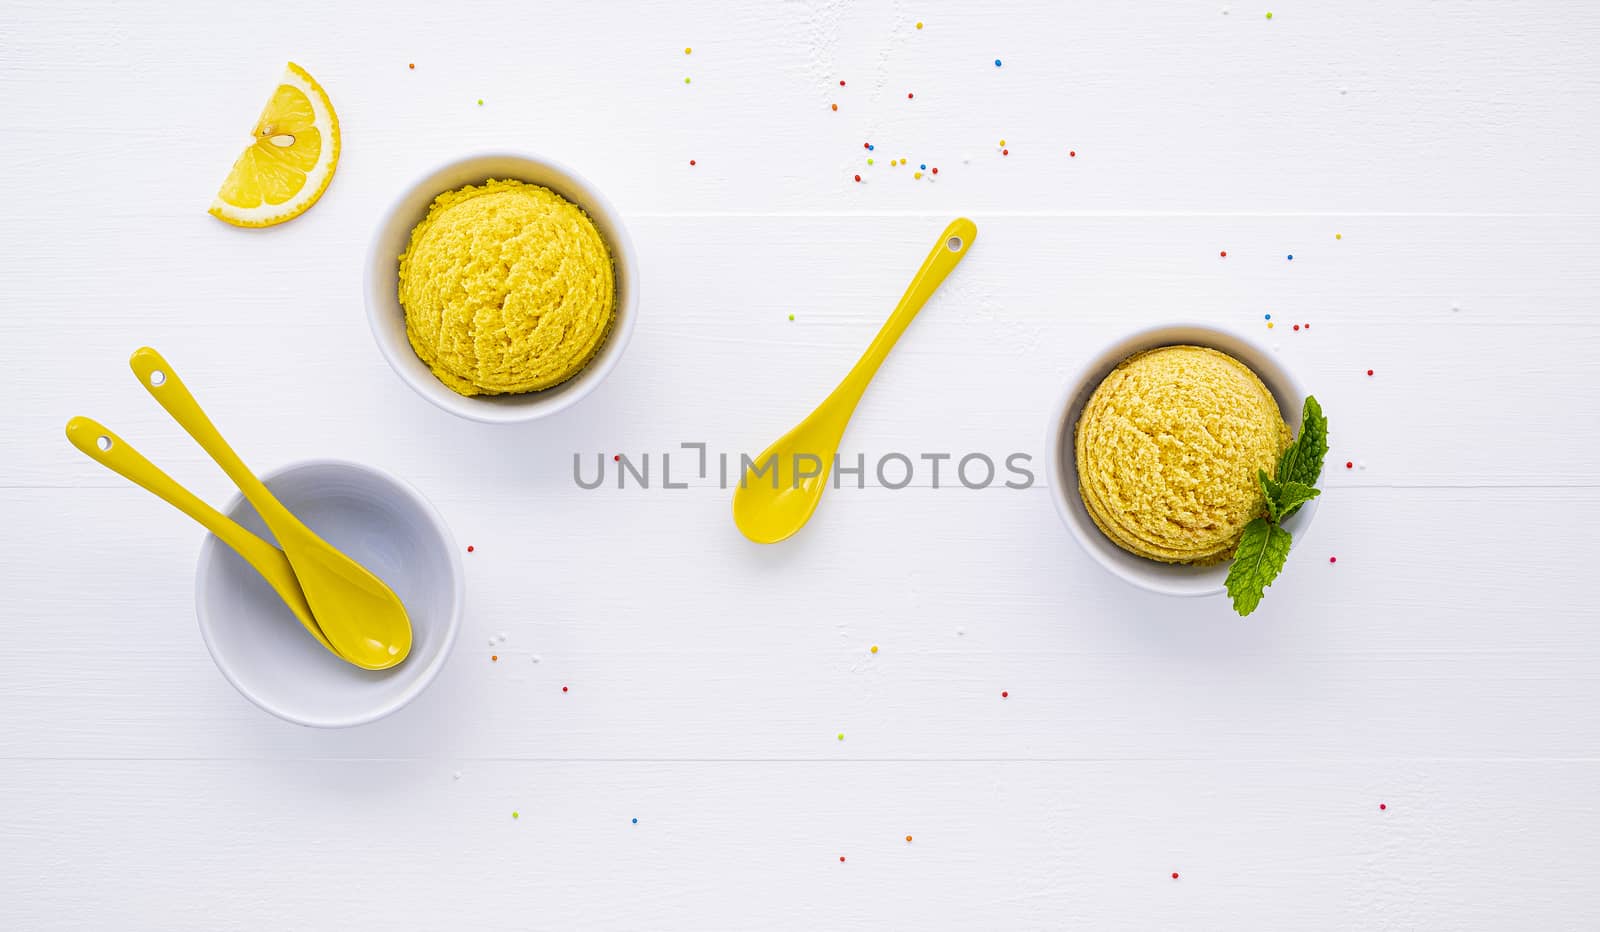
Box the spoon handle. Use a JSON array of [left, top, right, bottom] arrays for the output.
[[127, 347, 303, 538], [833, 217, 978, 406], [63, 416, 285, 574]]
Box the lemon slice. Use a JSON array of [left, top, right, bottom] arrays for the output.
[[209, 62, 340, 227]]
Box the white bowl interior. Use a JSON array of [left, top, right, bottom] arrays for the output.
[[195, 460, 462, 727], [364, 153, 638, 423], [1046, 324, 1320, 597]]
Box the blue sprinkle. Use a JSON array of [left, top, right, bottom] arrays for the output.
[[994, 59, 1003, 67], [919, 163, 927, 170], [1264, 313, 1271, 320], [1287, 254, 1294, 260], [632, 818, 638, 824], [867, 144, 874, 150]]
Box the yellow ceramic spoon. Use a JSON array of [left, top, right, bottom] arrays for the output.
[[128, 347, 412, 670], [733, 218, 978, 543], [64, 416, 346, 661]]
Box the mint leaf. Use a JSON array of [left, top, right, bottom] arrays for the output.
[[1276, 395, 1328, 488], [1259, 469, 1320, 523], [1226, 517, 1293, 616]]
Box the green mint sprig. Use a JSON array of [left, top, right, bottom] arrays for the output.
[[1225, 396, 1327, 616]]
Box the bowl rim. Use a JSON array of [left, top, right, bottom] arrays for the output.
[[1044, 322, 1319, 597], [363, 151, 639, 424], [193, 457, 464, 728]]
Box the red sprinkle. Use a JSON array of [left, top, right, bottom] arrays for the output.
[[931, 167, 939, 174], [689, 159, 696, 166], [839, 856, 846, 862], [1380, 803, 1387, 810], [839, 80, 846, 86], [1220, 251, 1227, 257], [853, 174, 861, 182], [1001, 691, 1009, 698], [863, 142, 871, 149], [1002, 148, 1009, 156], [614, 454, 621, 462], [1069, 150, 1076, 157], [467, 545, 475, 553], [1367, 369, 1374, 376], [1346, 461, 1353, 469], [1293, 324, 1300, 331], [1329, 556, 1337, 563], [562, 686, 569, 693], [1172, 873, 1180, 879], [907, 92, 914, 99]]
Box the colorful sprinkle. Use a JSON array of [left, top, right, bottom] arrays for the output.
[[1069, 150, 1076, 157], [467, 545, 475, 552], [916, 21, 923, 29], [614, 454, 620, 462], [840, 856, 846, 862], [1367, 369, 1374, 376], [914, 171, 923, 179], [1329, 556, 1337, 564], [689, 159, 696, 166], [491, 655, 497, 662], [1345, 461, 1354, 469], [1002, 149, 1009, 156], [1336, 233, 1342, 240], [837, 732, 844, 741], [1267, 322, 1274, 329], [906, 835, 913, 842], [1265, 11, 1273, 19], [999, 139, 1006, 146], [1264, 313, 1271, 320], [919, 163, 926, 170], [853, 174, 861, 182], [633, 817, 639, 823], [477, 99, 483, 106], [1220, 250, 1227, 257], [408, 63, 415, 70], [562, 685, 569, 692], [831, 103, 838, 111], [870, 645, 878, 654], [867, 158, 874, 165], [907, 92, 914, 99], [1172, 872, 1180, 879], [512, 811, 519, 819], [684, 77, 691, 84], [1001, 691, 1009, 698], [788, 314, 795, 321], [931, 167, 939, 174], [840, 80, 846, 86], [994, 59, 1003, 67], [684, 47, 692, 54], [1380, 803, 1387, 810], [1287, 254, 1294, 260], [1293, 324, 1300, 331]]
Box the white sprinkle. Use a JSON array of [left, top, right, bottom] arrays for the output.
[[531, 655, 541, 664], [452, 771, 462, 780], [498, 632, 508, 643], [956, 627, 966, 636], [488, 638, 496, 647]]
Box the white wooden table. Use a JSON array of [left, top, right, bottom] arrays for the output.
[[5, 1, 1598, 927]]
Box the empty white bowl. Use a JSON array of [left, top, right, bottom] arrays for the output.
[[194, 459, 463, 727], [1045, 323, 1319, 597], [364, 152, 639, 423]]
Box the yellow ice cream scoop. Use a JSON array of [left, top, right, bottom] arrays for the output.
[[398, 179, 615, 396], [1074, 345, 1290, 564]]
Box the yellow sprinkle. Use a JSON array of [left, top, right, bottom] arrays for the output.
[[684, 77, 691, 84], [684, 47, 692, 54], [870, 645, 878, 654], [999, 139, 1006, 147], [1335, 233, 1342, 240], [1265, 10, 1273, 18], [916, 21, 924, 29], [1267, 322, 1275, 329], [914, 171, 923, 179], [512, 811, 519, 819]]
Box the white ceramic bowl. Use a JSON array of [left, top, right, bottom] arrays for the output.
[[195, 460, 463, 727], [1045, 323, 1319, 597], [364, 153, 639, 423]]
